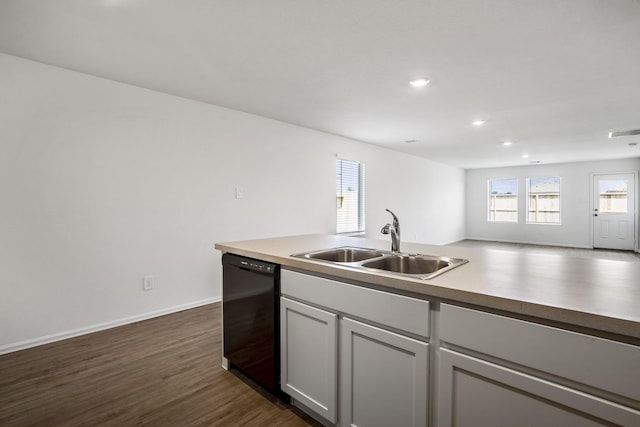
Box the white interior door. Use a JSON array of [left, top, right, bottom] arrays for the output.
[[593, 173, 636, 250]]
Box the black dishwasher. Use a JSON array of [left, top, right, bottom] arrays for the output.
[[222, 253, 285, 398]]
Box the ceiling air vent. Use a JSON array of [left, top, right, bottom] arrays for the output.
[[608, 129, 640, 138]]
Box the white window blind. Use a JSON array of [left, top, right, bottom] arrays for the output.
[[336, 159, 365, 233]]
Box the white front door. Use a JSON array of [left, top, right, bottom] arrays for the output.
[[593, 173, 636, 250]]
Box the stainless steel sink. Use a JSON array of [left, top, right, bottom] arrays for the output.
[[293, 247, 383, 263], [361, 254, 468, 279], [291, 247, 468, 280]]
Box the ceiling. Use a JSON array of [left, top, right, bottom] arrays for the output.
[[1, 0, 639, 169]]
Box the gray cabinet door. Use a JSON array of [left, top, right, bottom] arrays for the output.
[[280, 297, 337, 423], [437, 348, 640, 427], [440, 303, 640, 403], [340, 317, 428, 427]]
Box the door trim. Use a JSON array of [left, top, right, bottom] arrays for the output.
[[590, 171, 639, 252]]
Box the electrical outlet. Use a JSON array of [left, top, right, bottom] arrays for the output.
[[143, 276, 153, 291]]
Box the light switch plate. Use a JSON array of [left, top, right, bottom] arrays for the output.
[[143, 276, 153, 291]]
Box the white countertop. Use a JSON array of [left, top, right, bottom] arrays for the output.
[[215, 234, 640, 341]]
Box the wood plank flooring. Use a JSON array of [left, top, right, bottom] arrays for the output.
[[0, 303, 319, 426]]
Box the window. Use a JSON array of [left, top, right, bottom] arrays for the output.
[[598, 179, 628, 213], [336, 159, 365, 233], [527, 176, 561, 224], [488, 178, 518, 222]]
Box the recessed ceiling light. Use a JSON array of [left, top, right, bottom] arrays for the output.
[[521, 154, 529, 158], [472, 120, 486, 126], [409, 78, 430, 88], [503, 141, 513, 146]]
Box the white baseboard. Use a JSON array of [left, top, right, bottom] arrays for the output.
[[0, 297, 221, 355]]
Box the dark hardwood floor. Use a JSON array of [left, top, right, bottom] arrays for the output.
[[0, 303, 318, 426]]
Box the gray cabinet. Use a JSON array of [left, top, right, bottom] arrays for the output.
[[280, 297, 337, 423], [438, 304, 640, 427], [340, 317, 428, 427], [280, 271, 640, 427], [438, 348, 639, 427], [281, 270, 430, 426]]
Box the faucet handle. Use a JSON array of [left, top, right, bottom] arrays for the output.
[[381, 224, 390, 234]]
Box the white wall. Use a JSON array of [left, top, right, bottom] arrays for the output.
[[0, 53, 465, 353], [466, 159, 640, 248], [336, 149, 466, 246]]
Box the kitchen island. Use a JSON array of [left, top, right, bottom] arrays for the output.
[[215, 234, 640, 426]]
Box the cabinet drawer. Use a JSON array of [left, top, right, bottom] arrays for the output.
[[282, 269, 430, 339], [440, 303, 640, 402]]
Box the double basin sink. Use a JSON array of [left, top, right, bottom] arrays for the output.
[[291, 246, 468, 280]]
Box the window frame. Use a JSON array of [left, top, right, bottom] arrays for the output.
[[336, 158, 365, 234], [526, 176, 561, 225], [487, 178, 519, 223], [597, 178, 629, 214]]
